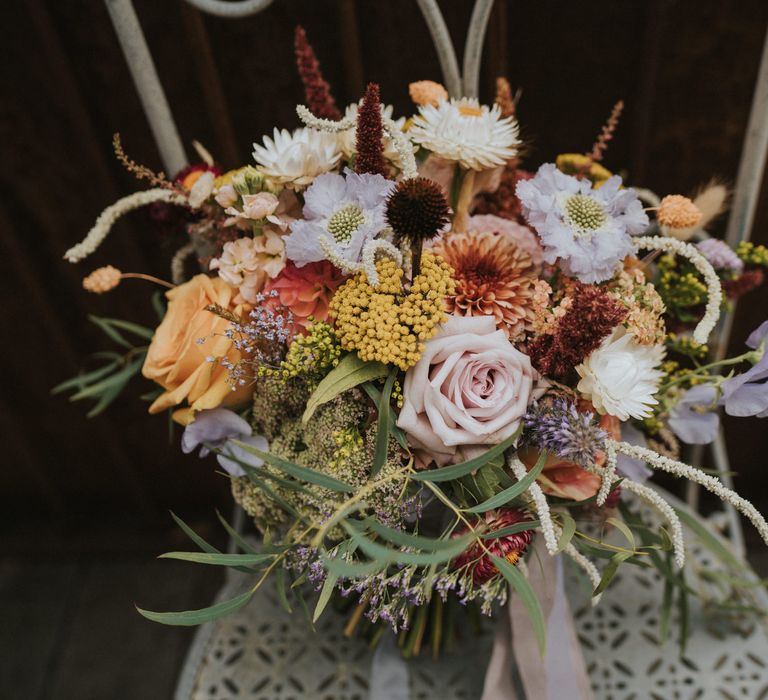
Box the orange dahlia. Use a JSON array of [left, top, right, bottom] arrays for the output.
[[433, 230, 536, 340]]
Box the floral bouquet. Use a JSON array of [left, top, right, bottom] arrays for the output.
[[61, 26, 768, 673]]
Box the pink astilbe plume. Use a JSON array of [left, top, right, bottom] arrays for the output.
[[588, 100, 624, 163], [294, 26, 341, 120], [355, 82, 388, 177]]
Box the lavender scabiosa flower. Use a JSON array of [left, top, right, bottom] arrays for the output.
[[181, 408, 268, 477], [668, 384, 720, 444], [523, 399, 608, 468], [283, 169, 394, 268], [696, 238, 744, 273], [722, 321, 768, 418], [516, 163, 649, 283]]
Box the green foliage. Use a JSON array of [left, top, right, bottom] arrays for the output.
[[52, 315, 152, 416], [302, 353, 389, 423]]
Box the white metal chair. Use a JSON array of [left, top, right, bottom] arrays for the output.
[[102, 1, 768, 697]]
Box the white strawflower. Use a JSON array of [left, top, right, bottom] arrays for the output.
[[576, 328, 665, 420], [408, 98, 519, 171], [252, 127, 340, 188]]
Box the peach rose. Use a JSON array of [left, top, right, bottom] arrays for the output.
[[142, 274, 252, 423], [397, 315, 538, 466]]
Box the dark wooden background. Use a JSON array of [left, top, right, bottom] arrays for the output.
[[2, 0, 768, 542]]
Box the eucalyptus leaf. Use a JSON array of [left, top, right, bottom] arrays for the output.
[[594, 551, 634, 595], [492, 555, 546, 655], [215, 510, 258, 554], [367, 519, 467, 551], [410, 427, 522, 483], [606, 516, 636, 549], [313, 573, 339, 622], [465, 450, 547, 513], [481, 520, 541, 540], [137, 588, 254, 626], [158, 551, 273, 567], [343, 522, 472, 566], [303, 353, 389, 423], [372, 367, 398, 476], [362, 383, 408, 450]]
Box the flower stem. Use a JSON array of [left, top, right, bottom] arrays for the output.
[[121, 272, 175, 289]]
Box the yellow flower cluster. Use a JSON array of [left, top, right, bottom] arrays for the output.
[[737, 241, 768, 267], [328, 428, 364, 472], [329, 252, 455, 370], [259, 320, 341, 387], [555, 153, 612, 187]]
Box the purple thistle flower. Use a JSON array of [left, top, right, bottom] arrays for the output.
[[523, 399, 608, 468]]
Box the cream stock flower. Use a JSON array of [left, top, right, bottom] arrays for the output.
[[209, 230, 286, 304]]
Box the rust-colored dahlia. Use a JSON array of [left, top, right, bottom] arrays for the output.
[[433, 230, 536, 339], [452, 509, 534, 585]]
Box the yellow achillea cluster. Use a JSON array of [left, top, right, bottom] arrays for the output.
[[329, 251, 455, 370]]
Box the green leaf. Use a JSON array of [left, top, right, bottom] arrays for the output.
[[362, 383, 408, 450], [232, 440, 354, 493], [303, 353, 389, 423], [492, 555, 546, 655], [69, 356, 144, 401], [89, 314, 133, 349], [372, 367, 398, 476], [52, 361, 119, 394], [169, 511, 257, 574], [410, 427, 522, 483], [321, 552, 385, 578], [137, 588, 254, 626], [465, 450, 547, 513], [313, 573, 339, 622], [170, 511, 218, 554], [675, 507, 747, 572], [99, 317, 154, 340], [606, 516, 636, 549], [556, 513, 576, 553], [594, 551, 633, 595], [275, 567, 293, 614], [481, 520, 541, 540], [366, 519, 467, 551], [215, 510, 257, 554], [158, 551, 274, 567], [343, 522, 472, 566]]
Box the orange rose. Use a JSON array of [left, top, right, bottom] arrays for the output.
[[518, 412, 621, 501], [142, 274, 251, 423]]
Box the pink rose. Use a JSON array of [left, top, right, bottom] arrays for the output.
[[397, 315, 538, 467]]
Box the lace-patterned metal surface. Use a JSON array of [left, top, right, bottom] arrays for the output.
[[176, 491, 768, 700]]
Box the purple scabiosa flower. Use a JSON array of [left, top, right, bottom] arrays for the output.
[[615, 423, 652, 482], [516, 163, 648, 283], [722, 321, 768, 418], [181, 408, 268, 477], [523, 399, 608, 469], [284, 169, 394, 268], [668, 384, 720, 444], [696, 238, 744, 273]]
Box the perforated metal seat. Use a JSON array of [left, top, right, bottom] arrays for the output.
[[174, 489, 768, 700]]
